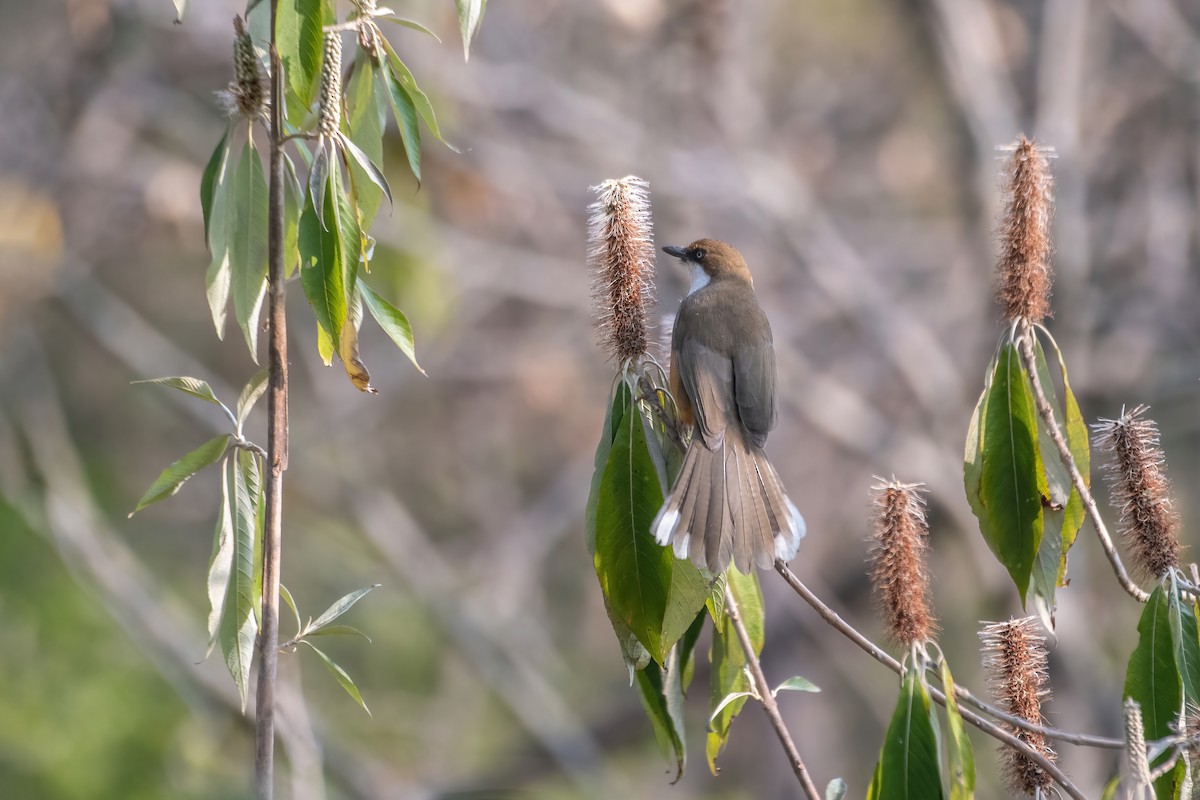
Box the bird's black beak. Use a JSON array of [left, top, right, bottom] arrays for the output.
[[662, 245, 689, 261]]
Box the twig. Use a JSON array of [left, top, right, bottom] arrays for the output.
[[255, 4, 290, 797], [1015, 320, 1149, 602], [723, 584, 822, 800], [775, 563, 1094, 800]]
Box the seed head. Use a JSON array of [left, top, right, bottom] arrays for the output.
[[587, 176, 656, 365], [980, 617, 1055, 796], [220, 16, 267, 121], [867, 478, 935, 648], [1093, 406, 1180, 581], [996, 136, 1054, 324], [318, 32, 344, 137]]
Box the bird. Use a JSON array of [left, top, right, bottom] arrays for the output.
[[652, 238, 805, 575]]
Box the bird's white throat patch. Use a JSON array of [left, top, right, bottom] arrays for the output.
[[687, 264, 711, 296]]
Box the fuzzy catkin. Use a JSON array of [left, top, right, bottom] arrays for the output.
[[867, 479, 935, 648], [996, 136, 1053, 324], [587, 177, 655, 364], [318, 32, 344, 137], [980, 618, 1055, 796], [228, 16, 266, 119], [1093, 406, 1181, 581]]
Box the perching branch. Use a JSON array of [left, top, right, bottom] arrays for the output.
[[723, 584, 822, 800], [255, 3, 290, 797], [774, 562, 1095, 799], [1015, 319, 1149, 603]]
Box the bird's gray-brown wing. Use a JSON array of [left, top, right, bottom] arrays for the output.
[[733, 339, 777, 448], [676, 337, 735, 449]]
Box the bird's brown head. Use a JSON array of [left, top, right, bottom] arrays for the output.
[[662, 239, 752, 290]]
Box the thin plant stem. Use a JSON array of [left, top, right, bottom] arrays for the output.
[[255, 3, 290, 797], [723, 584, 822, 800], [1016, 319, 1149, 603], [774, 563, 1094, 800]]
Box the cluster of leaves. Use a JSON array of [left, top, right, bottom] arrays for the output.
[[964, 327, 1088, 630], [130, 375, 375, 708], [200, 0, 464, 391], [585, 367, 816, 778]]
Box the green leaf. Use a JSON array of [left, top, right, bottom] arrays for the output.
[[280, 583, 302, 637], [130, 435, 230, 515], [634, 645, 686, 782], [308, 584, 380, 633], [867, 672, 946, 800], [220, 454, 260, 710], [1044, 334, 1089, 585], [938, 658, 976, 800], [230, 135, 270, 361], [376, 14, 441, 42], [826, 778, 848, 800], [586, 382, 628, 555], [205, 456, 234, 655], [706, 568, 763, 775], [453, 0, 486, 60], [1099, 775, 1121, 800], [359, 281, 424, 375], [201, 128, 230, 244], [246, 451, 264, 621], [773, 675, 820, 696], [342, 57, 388, 226], [235, 368, 269, 436], [133, 376, 225, 408], [592, 387, 707, 664], [706, 571, 728, 629], [300, 166, 360, 346], [306, 625, 371, 642], [308, 139, 331, 223], [1029, 505, 1064, 632], [316, 319, 334, 366], [709, 691, 756, 723], [338, 287, 375, 393], [378, 60, 422, 184], [1125, 585, 1183, 798], [283, 153, 303, 280], [678, 610, 706, 693], [276, 0, 325, 128], [1168, 578, 1200, 709], [380, 39, 456, 149], [970, 342, 1046, 603], [301, 641, 371, 715]]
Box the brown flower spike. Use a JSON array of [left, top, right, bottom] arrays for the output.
[[980, 617, 1056, 796], [868, 479, 935, 648], [996, 136, 1054, 324], [1093, 406, 1181, 581], [587, 177, 655, 364]]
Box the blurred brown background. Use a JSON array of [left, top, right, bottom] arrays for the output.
[[2, 0, 1199, 797]]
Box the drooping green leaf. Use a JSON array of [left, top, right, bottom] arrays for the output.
[[308, 584, 380, 633], [300, 166, 360, 346], [316, 319, 334, 366], [130, 435, 230, 515], [1046, 334, 1089, 585], [1125, 585, 1183, 798], [308, 139, 331, 224], [283, 152, 303, 279], [678, 610, 706, 693], [338, 286, 375, 392], [280, 583, 302, 637], [706, 568, 763, 775], [359, 281, 424, 375], [378, 60, 422, 184], [380, 39, 456, 149], [301, 641, 371, 715], [593, 387, 708, 664], [971, 342, 1046, 603], [376, 14, 441, 41], [235, 368, 269, 436], [1029, 505, 1064, 632], [453, 0, 486, 60], [939, 658, 976, 800], [201, 128, 230, 243], [230, 135, 270, 361], [1168, 578, 1200, 709], [709, 691, 756, 723], [341, 55, 389, 226], [206, 456, 234, 655], [220, 454, 259, 710], [585, 382, 628, 556], [339, 136, 392, 216], [706, 570, 728, 629], [133, 376, 225, 408], [773, 676, 820, 696], [276, 0, 325, 127], [1099, 775, 1121, 800], [306, 625, 371, 642], [867, 671, 945, 800], [245, 451, 264, 621], [634, 645, 686, 782]]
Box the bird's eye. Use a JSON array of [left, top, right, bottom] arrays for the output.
[[692, 248, 707, 261]]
